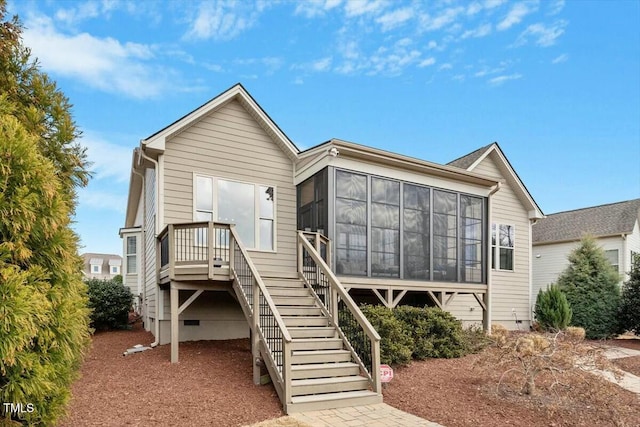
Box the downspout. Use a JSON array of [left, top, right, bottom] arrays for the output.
[[131, 166, 145, 316], [529, 218, 538, 324], [485, 181, 502, 333], [138, 146, 161, 347]]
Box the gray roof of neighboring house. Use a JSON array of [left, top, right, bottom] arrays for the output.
[[81, 253, 122, 271], [447, 143, 494, 169], [532, 199, 640, 244]]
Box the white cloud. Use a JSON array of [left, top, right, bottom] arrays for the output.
[[488, 73, 522, 85], [418, 57, 436, 67], [293, 77, 304, 85], [515, 20, 567, 47], [312, 57, 333, 71], [497, 2, 536, 31], [22, 14, 171, 99], [547, 0, 565, 16], [184, 1, 263, 40], [419, 6, 464, 32], [467, 2, 483, 16], [484, 0, 507, 9], [81, 134, 133, 183], [376, 7, 413, 31], [439, 63, 453, 70], [460, 23, 492, 39], [344, 0, 388, 17], [551, 53, 568, 64], [79, 188, 127, 213], [295, 0, 342, 18]]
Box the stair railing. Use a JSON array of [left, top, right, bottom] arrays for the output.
[[229, 225, 292, 406], [297, 231, 382, 394]]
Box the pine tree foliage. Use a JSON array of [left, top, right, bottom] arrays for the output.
[[534, 285, 572, 331], [557, 236, 621, 339], [0, 2, 91, 424], [619, 253, 640, 335]]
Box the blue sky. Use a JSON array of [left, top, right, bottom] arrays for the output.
[[7, 0, 640, 256]]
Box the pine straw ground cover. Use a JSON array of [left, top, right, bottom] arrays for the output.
[[61, 323, 639, 427]]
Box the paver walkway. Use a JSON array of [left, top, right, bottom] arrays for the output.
[[290, 403, 443, 427], [594, 345, 640, 395]]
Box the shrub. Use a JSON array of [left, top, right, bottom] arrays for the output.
[[557, 236, 621, 339], [86, 279, 133, 330], [534, 284, 572, 331], [619, 253, 640, 335], [462, 324, 492, 354], [359, 305, 413, 366], [394, 306, 467, 359]]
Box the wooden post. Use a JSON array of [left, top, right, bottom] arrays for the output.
[[170, 283, 179, 363], [283, 339, 292, 405], [372, 339, 382, 394], [207, 221, 214, 280], [252, 278, 260, 385], [168, 224, 175, 281], [228, 227, 235, 279]]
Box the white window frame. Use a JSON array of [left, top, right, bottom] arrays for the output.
[[91, 264, 101, 274], [193, 173, 277, 252], [110, 265, 120, 275], [126, 236, 137, 274], [492, 223, 515, 271], [605, 249, 619, 272]]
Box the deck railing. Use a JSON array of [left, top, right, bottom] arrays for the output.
[[229, 225, 292, 405], [157, 221, 231, 280], [297, 231, 381, 394]]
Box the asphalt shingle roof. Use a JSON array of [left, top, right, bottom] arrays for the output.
[[447, 143, 494, 169], [532, 199, 640, 244]]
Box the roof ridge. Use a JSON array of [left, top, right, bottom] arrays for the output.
[[544, 198, 640, 216]]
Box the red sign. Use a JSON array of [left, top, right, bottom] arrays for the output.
[[380, 364, 394, 383]]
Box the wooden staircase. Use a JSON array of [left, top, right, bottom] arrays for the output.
[[263, 275, 382, 412]]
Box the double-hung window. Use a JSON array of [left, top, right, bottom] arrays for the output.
[[194, 175, 275, 251], [604, 249, 619, 273], [126, 236, 137, 274], [492, 223, 514, 271]]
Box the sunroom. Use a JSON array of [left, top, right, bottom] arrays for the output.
[[295, 139, 500, 326]]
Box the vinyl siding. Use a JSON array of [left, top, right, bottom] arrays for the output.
[[532, 234, 630, 307], [162, 99, 297, 276], [447, 152, 532, 328], [624, 221, 640, 280], [144, 168, 157, 321]]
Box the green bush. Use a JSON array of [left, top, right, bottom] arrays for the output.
[[534, 284, 572, 331], [86, 279, 133, 330], [461, 324, 492, 354], [558, 236, 622, 339], [619, 253, 640, 335], [359, 305, 413, 366], [394, 306, 467, 359]]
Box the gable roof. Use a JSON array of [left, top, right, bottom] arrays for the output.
[[448, 142, 544, 219], [533, 199, 640, 244], [447, 143, 493, 169], [142, 83, 299, 161]]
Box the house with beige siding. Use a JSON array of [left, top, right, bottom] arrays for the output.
[[121, 83, 543, 412], [532, 199, 640, 307]]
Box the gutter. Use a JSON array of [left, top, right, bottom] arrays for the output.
[[485, 181, 502, 333], [137, 146, 161, 348]]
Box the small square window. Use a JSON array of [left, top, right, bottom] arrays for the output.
[[91, 265, 101, 274]]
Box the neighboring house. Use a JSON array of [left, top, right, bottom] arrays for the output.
[[532, 198, 640, 305], [81, 253, 122, 280], [121, 83, 543, 412]]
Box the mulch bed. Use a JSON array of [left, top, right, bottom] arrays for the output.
[[60, 322, 283, 427], [62, 325, 639, 427], [384, 352, 638, 427]]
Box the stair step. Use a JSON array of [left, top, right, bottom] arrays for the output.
[[272, 296, 317, 306], [278, 306, 323, 316], [263, 279, 305, 289], [291, 362, 360, 379], [287, 390, 382, 413], [282, 316, 329, 327], [261, 271, 299, 280], [268, 288, 310, 297], [288, 327, 337, 339], [291, 375, 370, 396], [291, 338, 344, 351], [292, 349, 352, 364]]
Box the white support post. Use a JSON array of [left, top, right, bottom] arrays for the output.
[[170, 284, 179, 363]]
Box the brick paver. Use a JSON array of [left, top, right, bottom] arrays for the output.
[[290, 403, 443, 427]]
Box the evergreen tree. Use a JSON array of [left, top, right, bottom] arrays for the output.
[[619, 253, 640, 335], [557, 236, 621, 339], [0, 2, 91, 425], [534, 284, 572, 331]]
